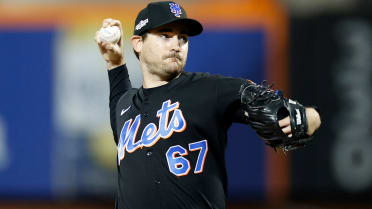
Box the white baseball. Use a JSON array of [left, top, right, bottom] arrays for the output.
[[99, 26, 121, 44]]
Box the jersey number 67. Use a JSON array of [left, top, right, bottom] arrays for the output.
[[166, 139, 208, 177]]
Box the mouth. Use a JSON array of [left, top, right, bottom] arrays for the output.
[[164, 54, 182, 62], [167, 57, 180, 62]]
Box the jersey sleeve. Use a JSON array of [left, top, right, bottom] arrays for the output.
[[215, 75, 251, 125], [108, 64, 132, 143]]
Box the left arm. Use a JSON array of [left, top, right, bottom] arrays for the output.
[[215, 76, 322, 148]]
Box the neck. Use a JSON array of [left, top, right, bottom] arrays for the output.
[[142, 72, 170, 88], [141, 63, 182, 89]]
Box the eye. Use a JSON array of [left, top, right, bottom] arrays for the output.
[[160, 33, 170, 39], [179, 35, 188, 43]]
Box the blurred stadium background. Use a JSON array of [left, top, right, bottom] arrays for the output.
[[0, 0, 372, 208]]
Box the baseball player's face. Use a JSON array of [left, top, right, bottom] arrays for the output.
[[140, 22, 189, 79]]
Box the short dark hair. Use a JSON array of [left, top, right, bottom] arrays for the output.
[[134, 33, 148, 60]]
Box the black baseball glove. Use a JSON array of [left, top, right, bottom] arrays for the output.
[[239, 81, 312, 151]]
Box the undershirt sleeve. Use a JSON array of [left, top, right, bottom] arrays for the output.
[[108, 64, 132, 143]]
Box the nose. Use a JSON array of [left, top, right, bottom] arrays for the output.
[[169, 35, 181, 52]]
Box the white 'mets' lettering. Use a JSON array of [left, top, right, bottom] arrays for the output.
[[117, 100, 187, 165]]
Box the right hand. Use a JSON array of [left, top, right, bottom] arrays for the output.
[[95, 18, 125, 70]]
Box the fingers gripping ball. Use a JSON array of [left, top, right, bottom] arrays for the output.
[[99, 26, 121, 44], [239, 81, 312, 152]]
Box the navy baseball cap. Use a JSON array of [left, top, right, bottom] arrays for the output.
[[133, 1, 203, 36]]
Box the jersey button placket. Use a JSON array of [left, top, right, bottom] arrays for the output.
[[154, 179, 161, 184], [146, 150, 152, 156]]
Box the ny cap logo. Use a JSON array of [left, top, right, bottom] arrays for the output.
[[169, 3, 182, 18]]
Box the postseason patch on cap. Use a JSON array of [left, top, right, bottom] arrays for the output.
[[135, 18, 149, 31], [169, 3, 182, 18]]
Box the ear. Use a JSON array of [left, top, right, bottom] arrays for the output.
[[131, 35, 143, 54]]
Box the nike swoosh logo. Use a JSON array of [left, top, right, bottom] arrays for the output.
[[120, 106, 131, 116]]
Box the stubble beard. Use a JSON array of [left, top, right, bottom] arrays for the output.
[[162, 57, 185, 77], [153, 54, 186, 80], [142, 50, 187, 81]]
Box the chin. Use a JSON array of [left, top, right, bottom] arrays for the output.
[[164, 62, 184, 74], [161, 67, 181, 80], [165, 67, 182, 77]]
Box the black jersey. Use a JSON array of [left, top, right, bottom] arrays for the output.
[[108, 65, 249, 209]]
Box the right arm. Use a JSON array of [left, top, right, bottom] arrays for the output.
[[108, 65, 132, 144], [95, 18, 132, 143]]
